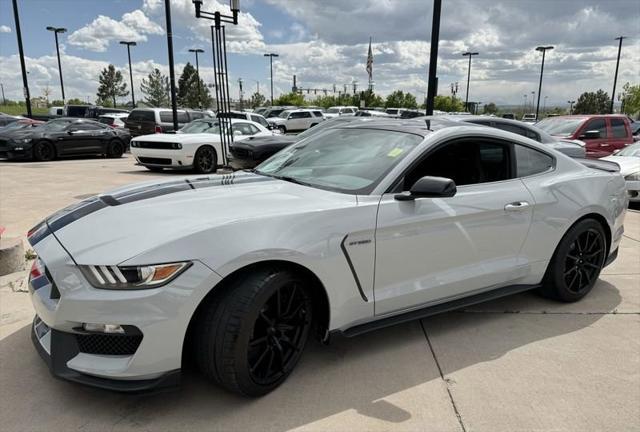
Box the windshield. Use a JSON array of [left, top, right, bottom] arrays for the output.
[[179, 120, 220, 134], [255, 128, 422, 194], [278, 110, 291, 119], [537, 118, 585, 136], [1, 121, 33, 131], [41, 119, 73, 131], [326, 108, 340, 114], [617, 143, 640, 157]]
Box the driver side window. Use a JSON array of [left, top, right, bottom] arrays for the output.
[[401, 139, 512, 191]]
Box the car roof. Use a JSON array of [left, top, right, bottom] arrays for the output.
[[331, 117, 459, 137]]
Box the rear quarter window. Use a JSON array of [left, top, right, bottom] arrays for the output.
[[515, 145, 554, 177]]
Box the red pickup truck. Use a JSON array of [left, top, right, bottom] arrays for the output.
[[536, 115, 634, 158]]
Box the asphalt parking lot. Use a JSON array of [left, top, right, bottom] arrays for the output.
[[1, 155, 639, 432]]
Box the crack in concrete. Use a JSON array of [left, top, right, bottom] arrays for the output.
[[420, 320, 467, 432]]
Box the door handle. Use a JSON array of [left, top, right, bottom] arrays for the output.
[[504, 201, 530, 211]]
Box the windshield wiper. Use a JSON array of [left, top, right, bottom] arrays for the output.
[[253, 170, 311, 187]]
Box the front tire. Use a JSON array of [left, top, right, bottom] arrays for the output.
[[195, 268, 313, 396], [32, 141, 55, 161], [540, 219, 607, 302], [193, 145, 217, 174], [278, 125, 286, 134]]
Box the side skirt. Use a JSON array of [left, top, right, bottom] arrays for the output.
[[338, 284, 539, 338]]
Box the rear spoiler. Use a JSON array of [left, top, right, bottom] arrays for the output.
[[576, 158, 620, 173]]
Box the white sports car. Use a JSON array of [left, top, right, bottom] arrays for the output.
[[29, 119, 628, 396], [601, 142, 640, 203], [130, 118, 274, 173]]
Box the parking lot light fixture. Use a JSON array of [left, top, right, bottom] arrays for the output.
[[119, 41, 137, 108], [264, 53, 279, 105], [189, 48, 205, 108], [46, 26, 67, 103], [462, 51, 479, 112], [534, 45, 553, 121]]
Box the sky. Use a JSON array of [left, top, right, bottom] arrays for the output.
[[0, 0, 638, 107]]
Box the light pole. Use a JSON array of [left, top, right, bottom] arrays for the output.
[[238, 77, 243, 110], [462, 51, 478, 112], [13, 0, 31, 117], [534, 45, 553, 120], [165, 0, 179, 131], [610, 36, 626, 113], [120, 41, 137, 108], [264, 53, 278, 105], [46, 26, 67, 103], [188, 48, 205, 107], [0, 83, 5, 105], [425, 0, 442, 116], [567, 100, 575, 115]]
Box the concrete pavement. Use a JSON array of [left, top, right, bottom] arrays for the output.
[[1, 156, 638, 431]]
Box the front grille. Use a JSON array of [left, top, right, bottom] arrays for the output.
[[133, 141, 178, 150], [139, 156, 172, 165], [76, 333, 143, 355]]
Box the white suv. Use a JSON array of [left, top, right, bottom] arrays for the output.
[[323, 106, 358, 119], [268, 109, 325, 133]]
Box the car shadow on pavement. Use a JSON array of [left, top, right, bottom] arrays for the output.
[[0, 281, 622, 431]]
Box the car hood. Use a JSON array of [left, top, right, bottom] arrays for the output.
[[133, 133, 220, 144], [0, 128, 42, 140], [600, 155, 640, 176], [269, 117, 286, 124], [323, 113, 339, 118], [45, 172, 355, 265], [231, 134, 297, 149]]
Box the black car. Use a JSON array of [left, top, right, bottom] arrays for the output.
[[229, 116, 366, 169], [0, 118, 131, 161], [0, 113, 22, 127]]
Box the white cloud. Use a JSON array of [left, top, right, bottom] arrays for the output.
[[143, 0, 266, 54], [68, 10, 164, 52], [0, 25, 11, 34]]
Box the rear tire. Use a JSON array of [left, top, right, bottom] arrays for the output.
[[32, 141, 55, 161], [539, 219, 607, 302], [195, 268, 313, 396], [193, 145, 217, 174], [106, 140, 124, 158]]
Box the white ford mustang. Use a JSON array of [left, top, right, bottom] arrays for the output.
[[29, 119, 628, 396], [130, 118, 274, 173]]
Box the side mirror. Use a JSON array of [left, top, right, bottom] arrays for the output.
[[580, 130, 601, 139], [395, 176, 457, 201]]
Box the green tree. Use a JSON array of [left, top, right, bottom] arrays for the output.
[[483, 102, 498, 115], [573, 90, 611, 115], [177, 62, 211, 108], [313, 95, 338, 109], [96, 64, 128, 107], [67, 98, 88, 105], [621, 82, 640, 116], [274, 92, 305, 106], [140, 68, 169, 107], [250, 92, 267, 108], [430, 95, 465, 112], [385, 90, 418, 109], [50, 99, 64, 106]]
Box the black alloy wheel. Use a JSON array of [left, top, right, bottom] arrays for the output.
[[195, 268, 313, 396], [247, 281, 311, 386], [540, 219, 606, 302], [33, 141, 55, 161], [107, 140, 124, 158], [563, 228, 605, 294], [194, 146, 217, 174]]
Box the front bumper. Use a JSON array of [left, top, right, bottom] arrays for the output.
[[28, 232, 222, 391], [130, 147, 194, 168], [31, 316, 180, 393], [0, 145, 32, 160]]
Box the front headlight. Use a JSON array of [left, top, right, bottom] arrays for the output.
[[625, 172, 640, 181], [80, 262, 191, 289], [12, 138, 32, 144]]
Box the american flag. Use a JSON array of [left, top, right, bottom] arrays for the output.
[[366, 37, 373, 81]]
